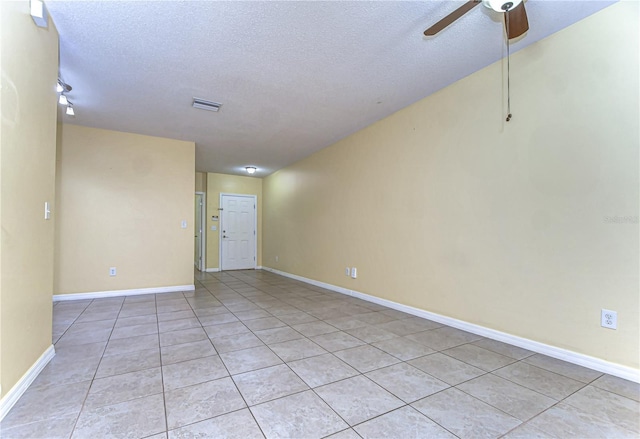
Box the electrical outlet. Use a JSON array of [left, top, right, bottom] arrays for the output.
[[601, 309, 617, 329], [345, 267, 350, 276], [351, 267, 357, 279], [109, 267, 117, 277]]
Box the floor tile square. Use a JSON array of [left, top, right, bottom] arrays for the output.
[[405, 326, 482, 351], [269, 338, 327, 362], [0, 413, 78, 439], [158, 317, 202, 333], [1, 381, 90, 428], [162, 355, 228, 391], [409, 353, 485, 385], [251, 390, 348, 439], [84, 367, 163, 410], [527, 402, 637, 439], [457, 373, 556, 421], [159, 327, 207, 347], [355, 406, 456, 439], [156, 310, 196, 322], [373, 337, 435, 361], [292, 321, 340, 337], [315, 375, 404, 425], [160, 339, 217, 365], [472, 338, 534, 360], [96, 348, 160, 378], [114, 313, 158, 328], [220, 346, 283, 375], [592, 374, 640, 402], [562, 385, 640, 433], [233, 364, 309, 405], [72, 393, 166, 439], [344, 325, 398, 343], [243, 316, 286, 331], [164, 377, 246, 430], [309, 331, 366, 352], [365, 363, 449, 403], [412, 388, 521, 439], [211, 331, 265, 353], [333, 345, 400, 373], [493, 362, 585, 400], [104, 334, 159, 357], [288, 353, 358, 388], [204, 321, 250, 338], [523, 353, 604, 383], [110, 322, 159, 340], [442, 344, 516, 371], [254, 326, 303, 344], [168, 408, 264, 439]]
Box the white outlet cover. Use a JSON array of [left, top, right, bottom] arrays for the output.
[[601, 309, 617, 329], [351, 267, 357, 279]]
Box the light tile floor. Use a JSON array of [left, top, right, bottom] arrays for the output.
[[1, 270, 639, 438]]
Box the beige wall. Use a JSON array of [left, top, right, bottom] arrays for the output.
[[195, 171, 207, 193], [0, 1, 59, 398], [263, 2, 639, 369], [206, 173, 262, 270], [55, 125, 195, 294]]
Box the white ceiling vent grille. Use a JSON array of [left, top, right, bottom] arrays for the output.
[[192, 98, 222, 112]]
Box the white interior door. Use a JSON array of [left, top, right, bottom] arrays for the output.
[[194, 193, 204, 271], [220, 194, 256, 271]]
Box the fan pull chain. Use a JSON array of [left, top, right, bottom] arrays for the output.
[[505, 10, 512, 122]]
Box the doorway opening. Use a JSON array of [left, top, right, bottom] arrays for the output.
[[194, 192, 206, 271], [219, 193, 257, 271]]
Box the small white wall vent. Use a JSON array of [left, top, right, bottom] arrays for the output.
[[192, 98, 222, 112]]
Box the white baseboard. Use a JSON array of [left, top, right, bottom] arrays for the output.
[[53, 284, 195, 302], [261, 267, 640, 383], [205, 268, 220, 273], [0, 345, 55, 422]]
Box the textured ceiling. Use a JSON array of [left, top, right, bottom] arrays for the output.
[[46, 0, 614, 177]]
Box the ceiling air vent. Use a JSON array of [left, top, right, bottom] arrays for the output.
[[192, 98, 222, 112]]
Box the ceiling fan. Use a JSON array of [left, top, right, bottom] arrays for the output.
[[424, 0, 529, 39]]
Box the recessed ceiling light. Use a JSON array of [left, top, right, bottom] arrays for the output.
[[193, 98, 222, 112], [245, 167, 257, 174]]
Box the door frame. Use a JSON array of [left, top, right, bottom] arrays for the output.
[[219, 193, 258, 271], [195, 192, 206, 272]]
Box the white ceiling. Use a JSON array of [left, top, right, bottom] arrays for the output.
[[46, 0, 614, 177]]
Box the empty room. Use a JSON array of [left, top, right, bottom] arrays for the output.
[[0, 0, 638, 438]]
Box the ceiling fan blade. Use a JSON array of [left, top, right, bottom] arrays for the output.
[[504, 2, 529, 39], [424, 0, 481, 36]]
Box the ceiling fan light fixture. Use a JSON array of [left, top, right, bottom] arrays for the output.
[[482, 0, 522, 13], [245, 166, 257, 174], [66, 104, 75, 116], [58, 94, 68, 105]]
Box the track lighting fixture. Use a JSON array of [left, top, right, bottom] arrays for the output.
[[66, 104, 75, 116], [58, 94, 68, 106]]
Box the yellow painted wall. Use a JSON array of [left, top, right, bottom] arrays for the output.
[[263, 2, 639, 369], [55, 125, 195, 294], [0, 1, 59, 398], [195, 171, 207, 193], [206, 173, 262, 270]]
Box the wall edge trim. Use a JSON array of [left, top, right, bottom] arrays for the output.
[[53, 284, 195, 301], [0, 345, 56, 422], [205, 268, 220, 273], [261, 267, 640, 383]]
